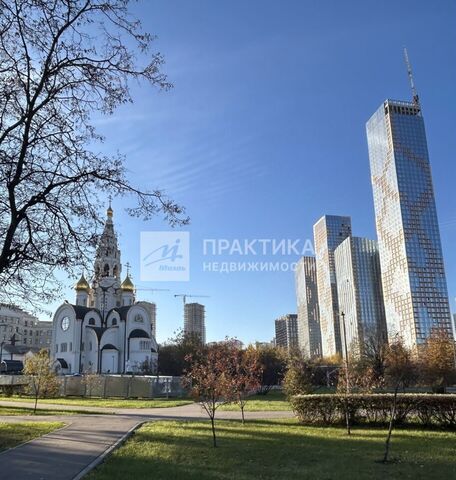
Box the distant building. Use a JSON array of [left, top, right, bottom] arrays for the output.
[[367, 97, 452, 347], [295, 257, 321, 358], [334, 237, 387, 357], [184, 303, 206, 344], [274, 314, 298, 351], [1, 344, 41, 363], [254, 340, 275, 349], [313, 215, 352, 357], [0, 304, 52, 349]]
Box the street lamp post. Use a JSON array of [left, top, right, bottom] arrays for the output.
[[340, 311, 350, 393]]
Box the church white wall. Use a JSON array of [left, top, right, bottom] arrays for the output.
[[52, 297, 158, 374], [82, 327, 99, 373], [52, 304, 79, 374]]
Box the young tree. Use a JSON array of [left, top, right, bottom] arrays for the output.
[[382, 338, 416, 463], [419, 328, 456, 393], [184, 343, 231, 447], [23, 349, 60, 414], [0, 0, 188, 308], [226, 344, 262, 425]]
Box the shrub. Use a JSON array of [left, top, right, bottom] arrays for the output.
[[291, 393, 456, 428], [282, 359, 314, 398]]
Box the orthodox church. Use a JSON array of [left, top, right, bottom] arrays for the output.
[[52, 204, 158, 374]]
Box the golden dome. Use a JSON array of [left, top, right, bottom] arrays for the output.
[[107, 196, 113, 218], [75, 274, 90, 291], [121, 275, 135, 292]]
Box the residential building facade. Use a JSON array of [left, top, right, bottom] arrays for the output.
[[184, 303, 206, 344], [314, 215, 352, 357], [274, 314, 299, 351], [295, 256, 321, 358], [366, 99, 452, 348], [0, 304, 52, 349], [334, 237, 387, 357]]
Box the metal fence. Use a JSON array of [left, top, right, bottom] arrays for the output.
[[0, 374, 187, 398]]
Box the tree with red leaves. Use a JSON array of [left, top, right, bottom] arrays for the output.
[[184, 342, 231, 447], [226, 344, 262, 424]]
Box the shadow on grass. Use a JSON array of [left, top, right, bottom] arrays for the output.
[[87, 419, 456, 480]]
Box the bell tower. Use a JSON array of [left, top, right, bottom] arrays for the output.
[[91, 200, 122, 316]]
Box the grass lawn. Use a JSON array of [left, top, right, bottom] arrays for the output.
[[0, 405, 106, 416], [0, 421, 64, 451], [0, 396, 192, 409], [219, 391, 291, 411], [87, 419, 456, 480]]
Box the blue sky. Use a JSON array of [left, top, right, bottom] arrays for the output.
[[44, 0, 456, 344]]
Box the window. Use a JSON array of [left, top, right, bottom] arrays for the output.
[[69, 342, 72, 351], [55, 344, 58, 353], [61, 342, 68, 352], [88, 318, 95, 326], [112, 319, 117, 326], [139, 340, 150, 350], [134, 314, 144, 323]]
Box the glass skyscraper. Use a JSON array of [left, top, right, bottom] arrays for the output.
[[334, 237, 387, 357], [295, 256, 321, 358], [366, 99, 452, 348], [314, 215, 352, 356]]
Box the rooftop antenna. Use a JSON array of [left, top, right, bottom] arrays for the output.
[[403, 47, 419, 105]]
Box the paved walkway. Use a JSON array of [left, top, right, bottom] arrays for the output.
[[0, 401, 294, 479]]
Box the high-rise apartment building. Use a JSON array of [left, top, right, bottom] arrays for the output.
[[334, 237, 387, 357], [366, 96, 452, 347], [184, 303, 206, 344], [295, 257, 321, 358], [274, 314, 299, 351], [314, 215, 352, 357]]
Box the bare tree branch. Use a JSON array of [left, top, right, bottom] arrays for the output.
[[0, 0, 189, 310]]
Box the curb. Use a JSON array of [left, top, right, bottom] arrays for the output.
[[72, 420, 146, 480]]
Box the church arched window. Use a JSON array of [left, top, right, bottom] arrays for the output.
[[103, 264, 110, 276], [113, 265, 118, 277], [112, 318, 117, 326], [88, 318, 95, 326]]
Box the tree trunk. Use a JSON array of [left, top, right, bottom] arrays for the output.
[[34, 394, 38, 415], [344, 398, 351, 436], [383, 385, 399, 463], [345, 399, 351, 435], [241, 404, 245, 425], [210, 415, 217, 448]]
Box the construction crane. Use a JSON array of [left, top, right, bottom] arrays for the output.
[[174, 294, 210, 305]]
